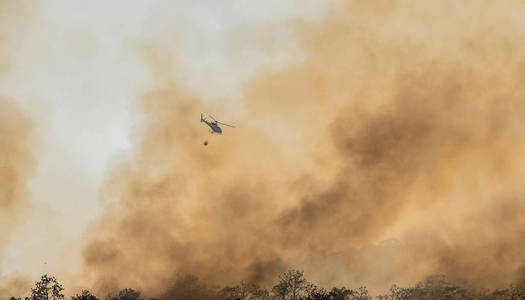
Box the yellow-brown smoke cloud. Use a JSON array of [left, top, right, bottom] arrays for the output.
[[0, 97, 37, 297], [83, 0, 525, 296], [0, 97, 36, 237]]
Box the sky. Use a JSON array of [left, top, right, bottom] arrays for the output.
[[2, 1, 525, 299], [0, 0, 332, 292]]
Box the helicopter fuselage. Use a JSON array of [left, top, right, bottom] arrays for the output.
[[202, 119, 222, 134]]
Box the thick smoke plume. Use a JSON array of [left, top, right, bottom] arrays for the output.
[[83, 0, 525, 296]]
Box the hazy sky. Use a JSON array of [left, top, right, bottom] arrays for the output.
[[0, 0, 331, 280]]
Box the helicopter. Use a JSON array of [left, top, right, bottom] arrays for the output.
[[200, 113, 235, 134]]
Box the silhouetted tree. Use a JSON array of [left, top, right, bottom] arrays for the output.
[[216, 281, 259, 300], [350, 287, 370, 300], [105, 288, 142, 300], [272, 270, 310, 300], [272, 279, 289, 300], [384, 275, 479, 300], [71, 290, 99, 300], [25, 274, 64, 300], [249, 287, 270, 300], [387, 283, 426, 300], [305, 284, 330, 300], [329, 287, 354, 300]]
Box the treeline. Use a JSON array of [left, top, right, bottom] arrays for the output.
[[8, 270, 525, 300]]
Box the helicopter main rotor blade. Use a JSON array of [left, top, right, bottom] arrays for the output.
[[217, 121, 235, 127], [209, 115, 217, 122]]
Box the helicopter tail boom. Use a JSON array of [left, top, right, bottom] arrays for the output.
[[217, 121, 235, 128]]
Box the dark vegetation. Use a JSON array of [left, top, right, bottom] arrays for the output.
[[8, 271, 525, 300]]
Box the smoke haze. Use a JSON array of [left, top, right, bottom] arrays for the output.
[[2, 0, 525, 298], [0, 1, 40, 298], [0, 97, 38, 299], [81, 0, 525, 297]]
